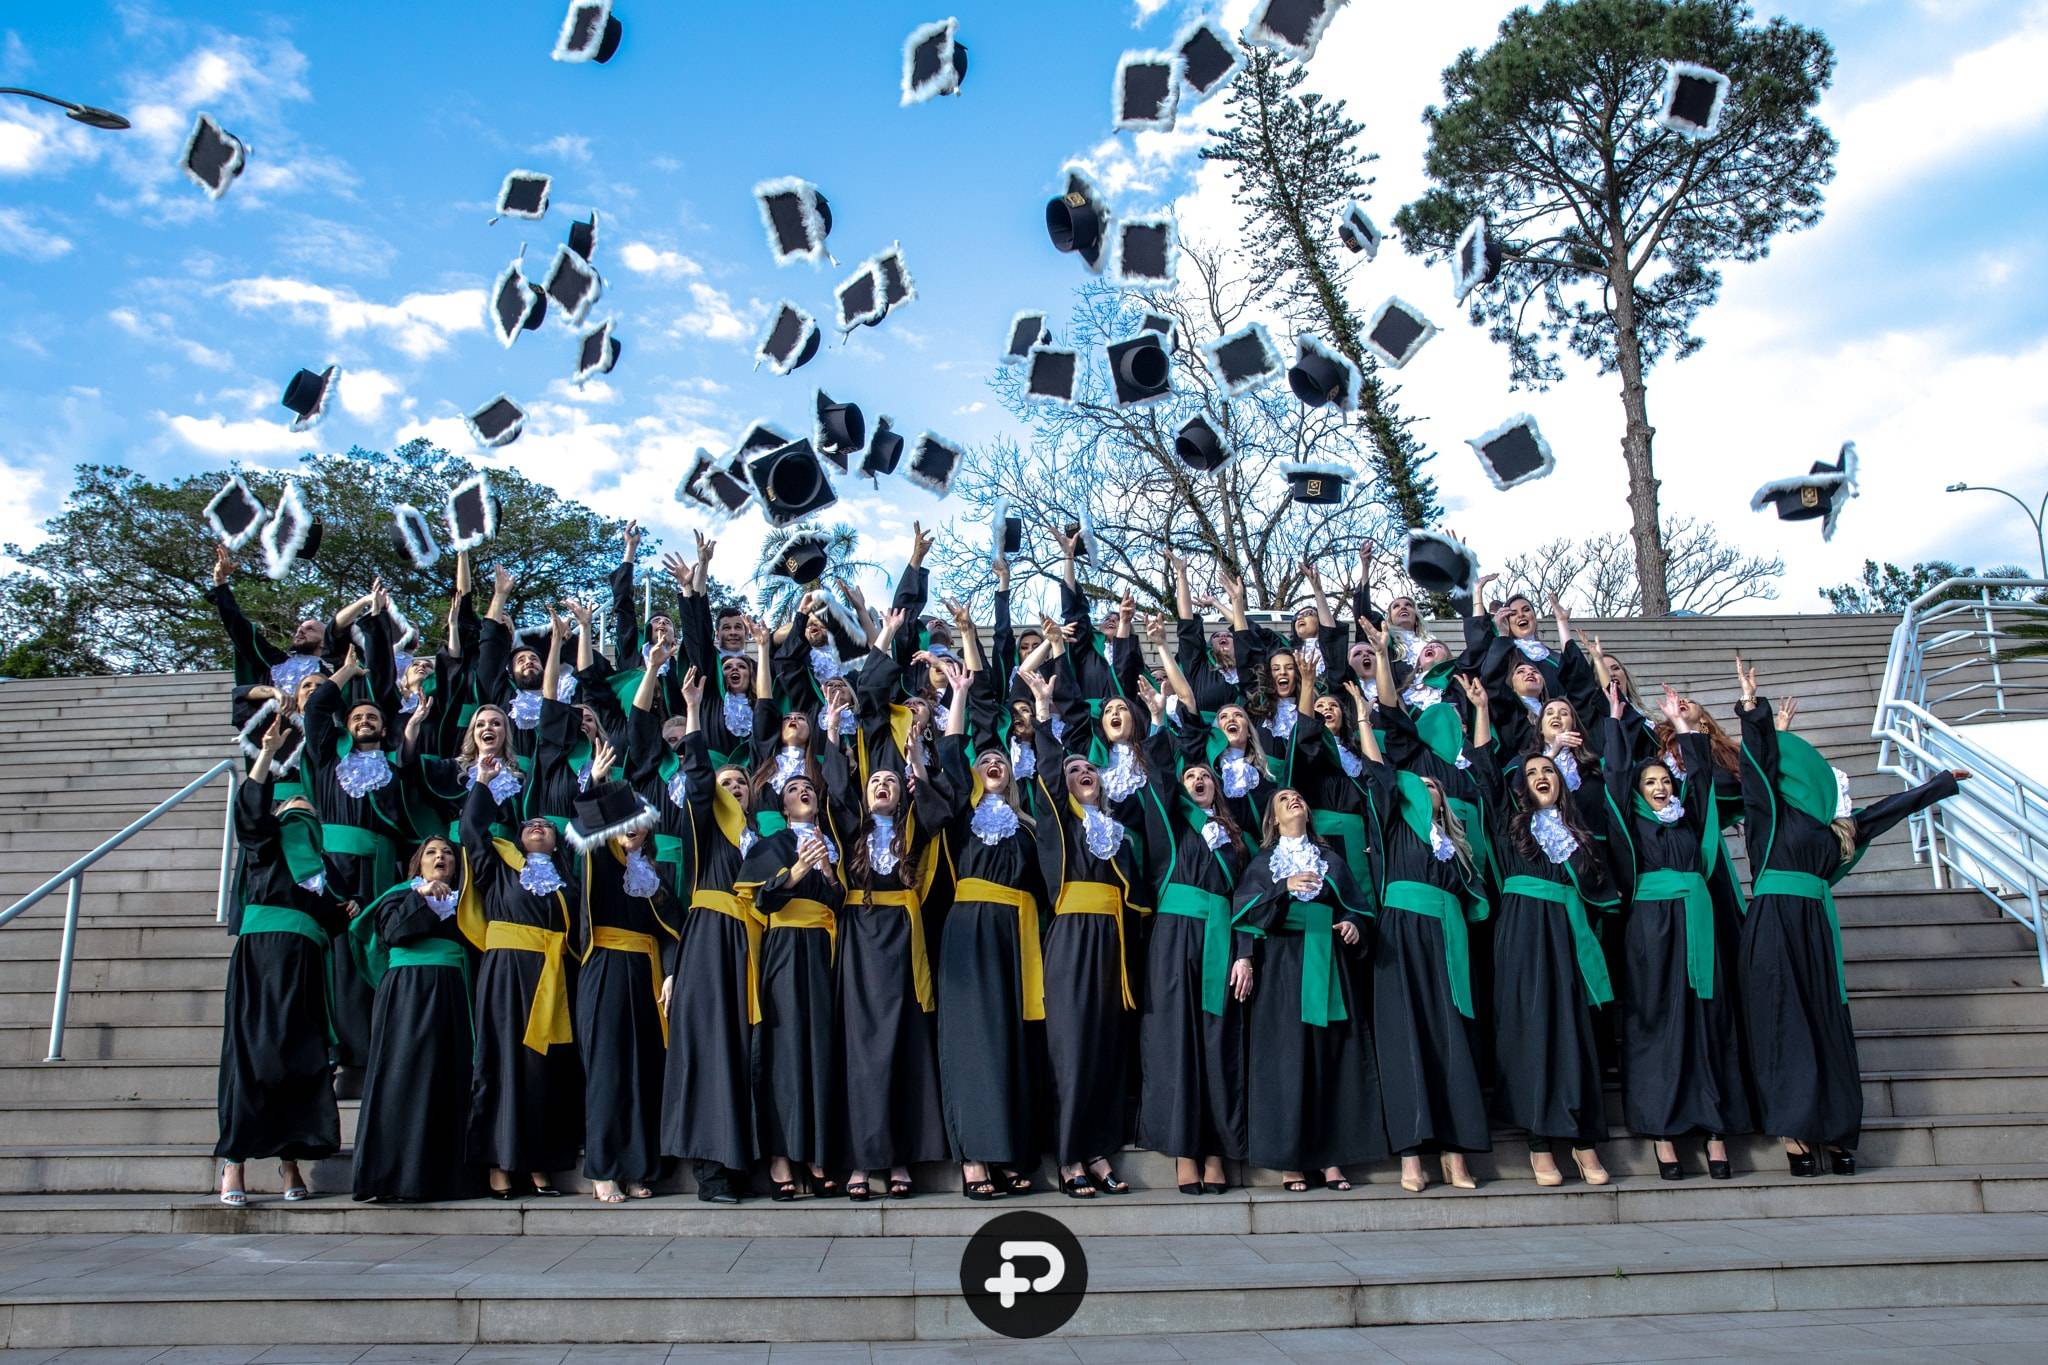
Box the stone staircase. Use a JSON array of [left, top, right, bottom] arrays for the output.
[[3, 614, 2047, 1348]]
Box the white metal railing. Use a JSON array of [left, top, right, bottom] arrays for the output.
[[1873, 577, 2048, 985], [0, 760, 239, 1060]]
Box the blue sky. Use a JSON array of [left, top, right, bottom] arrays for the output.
[[3, 0, 2046, 612]]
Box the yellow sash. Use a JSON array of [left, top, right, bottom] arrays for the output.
[[592, 925, 668, 1045], [846, 887, 932, 1012], [1054, 879, 1134, 1009], [769, 895, 838, 956], [955, 877, 1044, 1021], [692, 887, 764, 1026], [483, 920, 573, 1054]]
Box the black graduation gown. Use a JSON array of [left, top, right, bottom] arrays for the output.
[[1737, 698, 1959, 1147], [214, 779, 344, 1163], [459, 784, 585, 1173], [626, 704, 694, 898], [740, 826, 844, 1167], [351, 887, 479, 1200], [1176, 616, 1243, 716], [1600, 723, 1756, 1140], [576, 845, 679, 1184], [1233, 844, 1386, 1171]]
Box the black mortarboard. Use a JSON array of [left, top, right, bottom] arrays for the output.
[[567, 781, 658, 853], [466, 394, 526, 450], [757, 301, 821, 375], [1174, 19, 1243, 101], [573, 318, 622, 383], [901, 18, 967, 105], [1334, 199, 1381, 258], [205, 475, 267, 550], [1002, 310, 1050, 365], [553, 0, 623, 64], [280, 366, 337, 433], [860, 418, 905, 479], [1202, 321, 1284, 397], [773, 532, 833, 585], [991, 496, 1023, 557], [748, 439, 838, 527], [754, 177, 833, 266], [1750, 441, 1859, 541], [1279, 460, 1352, 506], [1046, 165, 1111, 273], [835, 261, 885, 331], [1025, 346, 1080, 406], [736, 420, 796, 464], [262, 480, 319, 580], [1451, 213, 1504, 303], [675, 449, 718, 510], [1246, 0, 1347, 62], [1110, 215, 1177, 293], [872, 244, 915, 314], [1113, 51, 1180, 133], [906, 433, 962, 496], [1106, 332, 1172, 407], [1363, 297, 1436, 369], [543, 244, 603, 326], [1064, 507, 1100, 561], [814, 389, 866, 470], [489, 253, 547, 347], [496, 170, 552, 221], [1467, 414, 1556, 491], [700, 460, 754, 521], [181, 113, 246, 200], [568, 211, 600, 261], [1287, 333, 1361, 411], [1175, 414, 1235, 475], [446, 473, 501, 551], [390, 504, 439, 570], [1139, 312, 1177, 346], [1406, 529, 1479, 598], [1657, 61, 1731, 141]]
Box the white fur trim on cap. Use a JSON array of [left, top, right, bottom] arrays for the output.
[[552, 0, 612, 63], [1333, 199, 1381, 259], [754, 176, 832, 267], [1363, 296, 1438, 369], [1466, 413, 1557, 492], [567, 795, 661, 853], [1202, 320, 1284, 397], [1112, 51, 1182, 133], [1171, 18, 1243, 101], [261, 479, 315, 581], [205, 475, 268, 552], [444, 473, 499, 552], [900, 17, 963, 106], [1293, 332, 1363, 412], [393, 504, 439, 570], [1109, 214, 1180, 294], [495, 169, 552, 221], [1246, 0, 1349, 63], [1655, 61, 1732, 142], [180, 113, 246, 200]]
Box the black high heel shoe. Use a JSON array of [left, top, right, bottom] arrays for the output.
[[1707, 1138, 1732, 1181], [1787, 1148, 1820, 1178], [1201, 1181, 1226, 1195], [1658, 1159, 1684, 1181], [1826, 1147, 1856, 1176], [1178, 1181, 1202, 1196], [961, 1173, 1000, 1202]]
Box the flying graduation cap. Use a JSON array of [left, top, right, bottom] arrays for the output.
[[495, 170, 552, 222], [280, 366, 338, 433], [1334, 199, 1381, 258], [552, 0, 623, 63], [1045, 164, 1111, 274], [543, 245, 603, 326], [1174, 18, 1243, 102], [466, 395, 527, 450], [261, 479, 321, 580], [181, 113, 247, 200], [1246, 0, 1348, 63], [901, 17, 968, 105], [1175, 413, 1235, 475], [1110, 215, 1178, 293], [1656, 61, 1732, 142], [757, 301, 821, 375], [1113, 51, 1181, 133], [1278, 460, 1353, 506], [1139, 312, 1177, 346], [1750, 440, 1859, 541], [1002, 311, 1050, 364], [1406, 529, 1479, 599], [1363, 297, 1436, 369], [860, 418, 905, 480], [772, 532, 833, 585], [871, 244, 916, 318], [204, 475, 267, 551], [813, 389, 867, 471], [754, 177, 834, 266], [1287, 333, 1361, 411], [991, 496, 1023, 558], [749, 439, 838, 527], [389, 504, 439, 571], [835, 259, 886, 331], [906, 433, 963, 496], [573, 318, 622, 384], [1106, 331, 1172, 407], [1024, 346, 1080, 406], [1466, 414, 1556, 491], [445, 474, 500, 553], [568, 212, 600, 262], [1202, 320, 1285, 397], [489, 251, 548, 347], [1450, 214, 1504, 303]]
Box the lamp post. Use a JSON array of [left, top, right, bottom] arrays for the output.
[[0, 87, 131, 130], [1946, 482, 2048, 580]]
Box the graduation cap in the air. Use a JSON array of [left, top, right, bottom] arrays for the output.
[[1406, 529, 1479, 599], [1656, 61, 1731, 142], [675, 449, 719, 510], [1045, 164, 1112, 273], [543, 245, 602, 326], [1450, 214, 1505, 303], [1001, 311, 1051, 365], [1467, 414, 1556, 492], [1334, 199, 1381, 258], [181, 113, 247, 200], [990, 496, 1023, 557], [568, 211, 600, 262], [698, 458, 755, 521], [1113, 51, 1181, 133], [567, 781, 658, 853], [749, 439, 838, 527], [1024, 346, 1080, 406], [835, 260, 886, 331], [1139, 312, 1177, 347], [553, 0, 623, 63], [757, 301, 821, 375], [772, 532, 833, 584], [204, 475, 267, 551], [1175, 413, 1235, 475], [814, 389, 867, 470], [261, 480, 321, 580], [1288, 334, 1362, 411], [573, 318, 622, 384], [495, 170, 552, 222], [1107, 331, 1173, 407], [489, 252, 548, 347], [445, 473, 501, 552], [280, 366, 338, 433], [906, 433, 963, 496], [1111, 215, 1178, 293], [1278, 460, 1352, 506], [1363, 297, 1436, 369], [755, 177, 833, 266], [389, 504, 439, 571], [466, 395, 526, 450], [1246, 0, 1348, 63], [871, 244, 916, 317], [1202, 321, 1285, 397], [735, 419, 796, 463], [901, 17, 967, 105], [860, 418, 905, 479], [1750, 441, 1859, 542], [1064, 506, 1101, 561], [1174, 18, 1243, 102]]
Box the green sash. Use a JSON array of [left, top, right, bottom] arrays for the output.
[[1310, 808, 1370, 890], [241, 903, 337, 1044], [1502, 873, 1613, 1007], [1159, 882, 1235, 1017], [1634, 868, 1716, 1000], [1280, 900, 1346, 1026], [387, 938, 469, 970], [1753, 868, 1848, 1003], [321, 822, 399, 891], [1384, 879, 1481, 1019], [278, 807, 326, 886]]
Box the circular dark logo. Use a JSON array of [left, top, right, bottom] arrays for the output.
[[957, 1209, 1089, 1339]]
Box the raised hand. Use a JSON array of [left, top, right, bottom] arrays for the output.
[[1775, 696, 1798, 732], [1354, 613, 1387, 649], [993, 553, 1011, 589], [1142, 612, 1167, 645], [1454, 672, 1487, 709], [590, 737, 617, 782], [370, 577, 389, 617], [680, 666, 705, 710], [493, 564, 514, 597], [548, 604, 570, 640], [748, 616, 771, 647], [660, 551, 691, 588], [1736, 653, 1758, 704], [694, 529, 716, 566], [647, 636, 677, 673], [623, 519, 641, 561], [1135, 674, 1166, 722], [260, 714, 290, 753], [1606, 679, 1626, 721], [405, 694, 435, 740], [1016, 668, 1054, 702], [212, 544, 234, 588], [1659, 683, 1686, 724], [567, 598, 595, 630], [938, 655, 972, 696], [909, 521, 935, 568]]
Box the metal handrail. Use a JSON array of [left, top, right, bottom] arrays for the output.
[[0, 759, 239, 1061], [1873, 577, 2048, 985]]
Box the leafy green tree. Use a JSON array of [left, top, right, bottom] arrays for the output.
[[1395, 0, 1837, 615], [0, 575, 112, 678], [1203, 48, 1439, 531], [1819, 561, 2034, 615]]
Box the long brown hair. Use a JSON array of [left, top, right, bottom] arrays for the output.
[[1182, 765, 1246, 848], [406, 836, 460, 884], [1257, 788, 1331, 853], [843, 777, 915, 892], [1654, 709, 1740, 779], [746, 711, 826, 815]]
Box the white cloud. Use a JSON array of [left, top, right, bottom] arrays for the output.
[[224, 276, 484, 358], [954, 401, 988, 415], [618, 241, 704, 279], [1132, 0, 1174, 20], [672, 282, 755, 343], [548, 378, 619, 405], [533, 133, 593, 162], [162, 412, 313, 455], [107, 306, 232, 370], [0, 207, 71, 259], [337, 367, 401, 421]]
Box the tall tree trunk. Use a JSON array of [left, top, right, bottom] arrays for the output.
[[1610, 273, 1670, 617]]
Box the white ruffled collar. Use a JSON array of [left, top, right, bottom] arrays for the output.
[[771, 746, 805, 791], [1269, 835, 1327, 899], [466, 762, 523, 803], [412, 877, 457, 919], [1550, 747, 1581, 790], [1513, 637, 1551, 662], [809, 647, 842, 680], [971, 794, 1019, 845], [509, 689, 542, 729], [336, 748, 392, 799], [270, 653, 322, 694], [721, 690, 754, 737], [1336, 744, 1362, 778], [1080, 803, 1125, 861], [519, 856, 565, 897], [622, 849, 661, 899], [1663, 746, 1688, 781], [788, 820, 838, 865], [1101, 742, 1145, 802], [1652, 797, 1687, 825], [866, 816, 900, 876], [1200, 814, 1232, 850], [1530, 806, 1578, 863], [666, 767, 689, 809], [1428, 823, 1458, 862], [1218, 746, 1261, 798], [1010, 735, 1037, 778], [1269, 699, 1299, 739]]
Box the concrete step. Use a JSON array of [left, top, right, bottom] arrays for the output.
[[1848, 948, 2045, 992], [0, 1059, 222, 1103], [0, 843, 240, 878], [1849, 985, 2048, 1031], [0, 954, 227, 994], [0, 806, 227, 838], [0, 988, 226, 1028], [1856, 1026, 2048, 1071], [1867, 1065, 2048, 1117], [1837, 917, 2040, 957], [0, 1022, 219, 1062]]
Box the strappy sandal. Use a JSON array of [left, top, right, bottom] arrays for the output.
[[887, 1177, 914, 1199], [771, 1179, 805, 1202], [999, 1168, 1034, 1196], [593, 1186, 627, 1204], [279, 1161, 308, 1202], [218, 1162, 247, 1208], [813, 1175, 841, 1197], [1060, 1174, 1097, 1199], [1282, 1179, 1311, 1193], [962, 1176, 1000, 1201], [626, 1184, 655, 1199], [1090, 1166, 1131, 1194], [846, 1177, 873, 1203], [1324, 1173, 1354, 1192]]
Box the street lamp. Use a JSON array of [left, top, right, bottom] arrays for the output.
[[1947, 481, 2048, 579], [0, 87, 130, 131]]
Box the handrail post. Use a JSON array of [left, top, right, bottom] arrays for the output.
[[1983, 589, 2007, 717], [216, 767, 239, 925], [45, 876, 83, 1062]]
